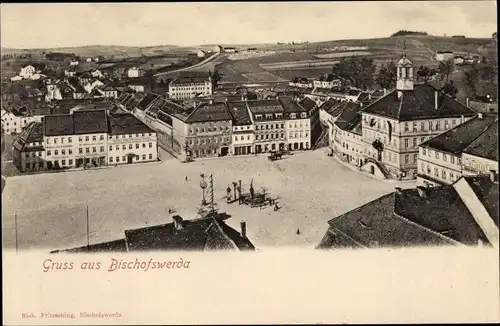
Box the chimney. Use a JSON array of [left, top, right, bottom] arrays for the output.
[[240, 221, 247, 238], [395, 187, 403, 194], [466, 97, 470, 108], [461, 114, 465, 124], [489, 170, 496, 182], [434, 91, 439, 110], [172, 215, 184, 231], [477, 112, 483, 119], [397, 91, 402, 99], [383, 88, 387, 96], [416, 186, 428, 198]]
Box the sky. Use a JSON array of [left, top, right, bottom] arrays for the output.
[[0, 1, 497, 49]]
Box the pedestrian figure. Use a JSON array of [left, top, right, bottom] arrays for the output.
[[296, 228, 300, 235], [185, 176, 188, 181], [274, 203, 280, 211], [226, 186, 232, 201]]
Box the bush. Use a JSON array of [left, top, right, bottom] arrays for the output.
[[391, 30, 428, 37]]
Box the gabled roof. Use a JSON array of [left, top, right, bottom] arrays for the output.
[[299, 97, 317, 111], [463, 120, 498, 161], [463, 175, 499, 227], [108, 113, 154, 135], [226, 101, 252, 125], [136, 93, 159, 111], [320, 98, 344, 116], [334, 102, 363, 131], [362, 83, 476, 121], [185, 102, 232, 123], [246, 99, 284, 114], [420, 115, 497, 156], [44, 114, 74, 136], [278, 96, 307, 113], [72, 110, 108, 134], [124, 214, 254, 251]]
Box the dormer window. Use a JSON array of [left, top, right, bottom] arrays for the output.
[[290, 113, 296, 119], [255, 114, 262, 120], [266, 114, 273, 119], [300, 112, 307, 118], [275, 113, 283, 119]]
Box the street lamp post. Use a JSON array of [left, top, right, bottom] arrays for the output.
[[200, 173, 207, 206]]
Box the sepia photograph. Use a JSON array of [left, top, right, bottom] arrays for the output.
[[1, 1, 498, 324]]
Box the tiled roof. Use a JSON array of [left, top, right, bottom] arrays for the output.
[[299, 97, 317, 111], [463, 120, 498, 161], [185, 102, 232, 123], [324, 193, 451, 248], [246, 99, 284, 114], [394, 187, 487, 245], [278, 96, 307, 113], [44, 114, 74, 136], [136, 93, 159, 111], [334, 102, 363, 131], [108, 113, 154, 135], [13, 122, 44, 151], [362, 84, 476, 121], [72, 110, 108, 135], [421, 115, 497, 156], [124, 214, 254, 251], [320, 98, 344, 116], [52, 239, 128, 253], [463, 175, 499, 227], [226, 101, 252, 125]]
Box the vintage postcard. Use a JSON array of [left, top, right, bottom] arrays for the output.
[[1, 1, 499, 324]]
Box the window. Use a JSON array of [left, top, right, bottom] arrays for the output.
[[450, 156, 455, 164], [109, 145, 113, 151], [421, 137, 425, 143], [413, 138, 417, 148], [434, 167, 439, 177], [47, 150, 51, 156], [116, 156, 120, 163], [121, 145, 125, 150], [61, 138, 64, 144], [68, 137, 72, 143], [54, 138, 58, 144], [55, 150, 59, 155], [442, 170, 447, 179], [413, 154, 417, 163], [92, 136, 97, 141], [421, 122, 425, 131], [436, 121, 441, 130], [62, 149, 66, 155], [149, 154, 153, 160], [443, 154, 447, 162], [100, 146, 104, 152], [450, 172, 454, 180], [444, 120, 449, 129], [79, 137, 82, 142], [142, 143, 146, 148], [452, 120, 457, 126], [149, 142, 152, 148], [85, 136, 89, 141], [128, 144, 132, 150], [86, 148, 90, 153], [69, 159, 73, 166], [404, 123, 409, 132], [109, 157, 114, 163], [404, 139, 408, 148], [142, 154, 146, 160], [405, 155, 409, 164], [428, 121, 432, 131], [79, 148, 83, 154], [62, 160, 66, 166], [435, 151, 439, 159], [135, 143, 139, 149], [413, 122, 417, 132]]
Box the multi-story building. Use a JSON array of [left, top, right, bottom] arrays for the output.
[[313, 73, 342, 89], [226, 101, 255, 155], [246, 99, 287, 153], [183, 102, 233, 158], [330, 103, 365, 167], [107, 113, 158, 165], [417, 114, 497, 187], [12, 122, 46, 172], [1, 108, 43, 134], [435, 51, 454, 62], [359, 51, 476, 180], [280, 96, 311, 150], [168, 73, 213, 100], [44, 110, 109, 169], [127, 67, 143, 78], [289, 77, 313, 89], [19, 65, 36, 79]]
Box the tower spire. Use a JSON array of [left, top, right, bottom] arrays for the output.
[[402, 39, 407, 57]]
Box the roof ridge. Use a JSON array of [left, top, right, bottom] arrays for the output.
[[461, 117, 499, 152], [327, 192, 394, 225], [211, 218, 239, 250], [329, 228, 367, 248]]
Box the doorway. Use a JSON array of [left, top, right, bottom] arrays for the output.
[[220, 147, 229, 156], [370, 166, 375, 175], [127, 155, 133, 164]]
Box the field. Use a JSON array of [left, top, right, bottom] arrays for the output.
[[314, 51, 372, 59], [241, 72, 287, 82], [271, 68, 333, 81], [2, 150, 415, 251], [260, 60, 341, 70]]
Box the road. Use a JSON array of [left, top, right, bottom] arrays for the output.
[[154, 53, 222, 77]]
